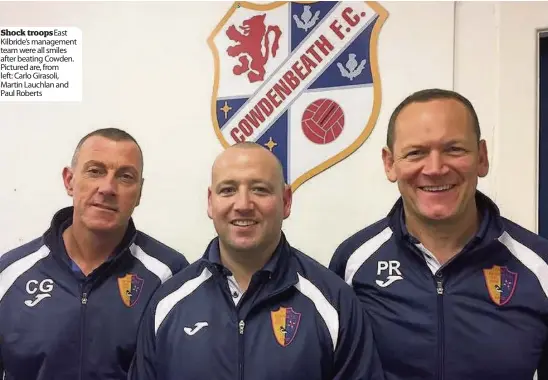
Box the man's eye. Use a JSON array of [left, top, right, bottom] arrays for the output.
[[448, 146, 466, 153], [219, 188, 234, 195], [87, 167, 101, 175], [405, 150, 422, 158], [253, 187, 269, 194], [120, 173, 136, 182]]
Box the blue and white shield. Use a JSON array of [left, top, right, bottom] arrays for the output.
[[208, 1, 388, 191]]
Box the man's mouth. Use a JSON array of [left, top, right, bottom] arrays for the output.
[[419, 185, 455, 192], [92, 203, 118, 212], [230, 219, 258, 227]]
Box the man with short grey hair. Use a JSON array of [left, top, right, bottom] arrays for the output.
[[0, 128, 189, 380]]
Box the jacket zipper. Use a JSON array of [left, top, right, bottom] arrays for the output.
[[435, 275, 444, 380], [238, 319, 245, 380], [234, 279, 296, 380], [79, 285, 90, 380], [221, 271, 294, 380]]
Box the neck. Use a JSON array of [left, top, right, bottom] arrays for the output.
[[63, 220, 126, 276], [219, 235, 280, 292], [405, 203, 480, 265]]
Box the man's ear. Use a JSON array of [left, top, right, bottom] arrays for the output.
[[382, 147, 397, 183], [477, 140, 489, 178], [62, 167, 75, 196], [282, 184, 292, 219], [207, 187, 213, 220], [136, 178, 144, 207]]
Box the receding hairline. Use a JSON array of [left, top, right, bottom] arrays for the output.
[[386, 88, 481, 151], [70, 128, 144, 174]]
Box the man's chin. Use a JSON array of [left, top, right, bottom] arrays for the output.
[[81, 218, 123, 234], [419, 208, 458, 223], [231, 242, 259, 253], [225, 237, 260, 254]]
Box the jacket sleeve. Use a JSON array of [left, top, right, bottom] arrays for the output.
[[128, 299, 158, 380], [332, 288, 385, 380]]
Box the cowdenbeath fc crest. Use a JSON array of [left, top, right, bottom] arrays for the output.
[[208, 1, 388, 191]]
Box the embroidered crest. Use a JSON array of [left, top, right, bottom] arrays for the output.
[[271, 306, 301, 347], [118, 273, 144, 307], [208, 1, 388, 191], [483, 265, 518, 306]]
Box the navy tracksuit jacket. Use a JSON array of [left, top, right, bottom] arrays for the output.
[[129, 234, 385, 380], [329, 192, 548, 380]]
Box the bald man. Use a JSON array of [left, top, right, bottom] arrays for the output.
[[129, 142, 385, 380]]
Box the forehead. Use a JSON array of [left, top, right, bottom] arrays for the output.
[[76, 136, 142, 170], [212, 148, 281, 184], [394, 98, 474, 145]]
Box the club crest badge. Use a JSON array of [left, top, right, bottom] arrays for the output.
[[271, 306, 301, 347], [118, 273, 144, 307], [483, 265, 518, 306]]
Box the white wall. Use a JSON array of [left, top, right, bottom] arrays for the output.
[[454, 1, 548, 236], [0, 1, 544, 265]]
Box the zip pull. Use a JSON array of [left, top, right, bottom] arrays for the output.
[[81, 292, 88, 305], [436, 281, 444, 295], [239, 320, 245, 335]]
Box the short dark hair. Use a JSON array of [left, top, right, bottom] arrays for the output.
[[386, 88, 481, 150], [71, 128, 143, 174]]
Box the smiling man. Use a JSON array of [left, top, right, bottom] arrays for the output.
[[0, 128, 188, 380], [329, 88, 548, 380], [129, 142, 385, 380]]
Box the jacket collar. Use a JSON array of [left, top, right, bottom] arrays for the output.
[[43, 206, 138, 268], [388, 190, 505, 248], [200, 232, 299, 291]]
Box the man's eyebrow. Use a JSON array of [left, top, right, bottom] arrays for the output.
[[442, 139, 466, 146], [215, 180, 237, 190], [82, 160, 105, 168], [249, 180, 274, 189], [82, 161, 139, 174], [117, 165, 139, 173]]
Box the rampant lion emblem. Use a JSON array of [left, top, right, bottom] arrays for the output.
[[226, 14, 282, 83]]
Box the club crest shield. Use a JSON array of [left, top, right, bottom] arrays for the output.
[[483, 265, 518, 306], [118, 273, 144, 307], [271, 306, 301, 347], [208, 1, 388, 191]]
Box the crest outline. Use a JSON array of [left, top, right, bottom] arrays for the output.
[[207, 1, 388, 192]]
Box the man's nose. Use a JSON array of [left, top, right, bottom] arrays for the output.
[[233, 190, 253, 212], [422, 151, 449, 176], [97, 173, 117, 196]]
